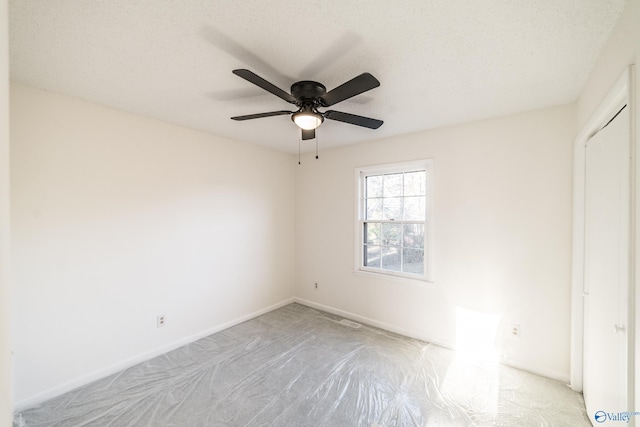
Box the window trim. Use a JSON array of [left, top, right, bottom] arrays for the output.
[[354, 159, 434, 283]]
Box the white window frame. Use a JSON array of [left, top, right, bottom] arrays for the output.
[[354, 159, 433, 283]]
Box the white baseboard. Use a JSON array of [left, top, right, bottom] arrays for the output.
[[294, 297, 570, 384], [500, 357, 570, 384], [293, 297, 455, 349], [14, 297, 295, 412]]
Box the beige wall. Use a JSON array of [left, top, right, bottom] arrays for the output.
[[1, 0, 13, 425], [10, 84, 296, 407], [295, 104, 575, 380]]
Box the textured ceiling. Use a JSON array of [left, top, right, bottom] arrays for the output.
[[9, 0, 628, 153]]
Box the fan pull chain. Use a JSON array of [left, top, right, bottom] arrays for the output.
[[315, 131, 319, 159], [298, 138, 301, 165]]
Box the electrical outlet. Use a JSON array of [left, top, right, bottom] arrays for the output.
[[314, 282, 318, 290], [157, 315, 166, 328], [510, 324, 520, 338]]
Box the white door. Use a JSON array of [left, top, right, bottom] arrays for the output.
[[583, 105, 630, 422]]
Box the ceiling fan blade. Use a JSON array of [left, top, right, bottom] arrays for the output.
[[231, 110, 292, 121], [232, 69, 296, 104], [320, 73, 380, 107], [301, 129, 316, 140], [324, 110, 383, 129]]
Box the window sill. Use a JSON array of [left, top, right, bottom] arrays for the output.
[[352, 269, 435, 288]]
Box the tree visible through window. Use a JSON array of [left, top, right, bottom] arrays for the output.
[[358, 161, 430, 280]]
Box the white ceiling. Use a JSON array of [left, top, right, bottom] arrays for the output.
[[9, 0, 628, 153]]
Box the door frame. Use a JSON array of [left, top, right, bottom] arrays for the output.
[[571, 65, 635, 404]]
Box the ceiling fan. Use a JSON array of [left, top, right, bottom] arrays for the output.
[[230, 69, 383, 140]]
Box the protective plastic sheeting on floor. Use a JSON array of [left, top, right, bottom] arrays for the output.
[[14, 303, 589, 426]]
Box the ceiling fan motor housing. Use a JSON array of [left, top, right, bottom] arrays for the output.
[[291, 81, 326, 106]]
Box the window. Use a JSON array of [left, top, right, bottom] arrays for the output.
[[356, 160, 432, 281]]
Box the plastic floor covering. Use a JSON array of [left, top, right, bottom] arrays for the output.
[[14, 303, 589, 426]]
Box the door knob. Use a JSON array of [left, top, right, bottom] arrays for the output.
[[614, 324, 626, 333]]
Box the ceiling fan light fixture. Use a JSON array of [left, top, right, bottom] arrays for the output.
[[292, 111, 323, 130]]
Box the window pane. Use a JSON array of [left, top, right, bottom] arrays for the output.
[[403, 224, 424, 249], [382, 246, 401, 271], [404, 171, 426, 196], [402, 248, 424, 274], [403, 197, 425, 221], [364, 245, 381, 268], [358, 163, 430, 279], [383, 197, 402, 220], [366, 175, 383, 198], [383, 173, 403, 197], [366, 198, 383, 220], [364, 222, 381, 245], [382, 223, 402, 246]]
